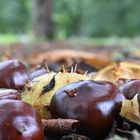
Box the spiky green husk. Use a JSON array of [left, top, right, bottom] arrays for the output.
[[21, 72, 90, 119]]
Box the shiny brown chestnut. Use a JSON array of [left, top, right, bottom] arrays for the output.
[[119, 80, 140, 125], [31, 67, 48, 79], [50, 80, 125, 139], [0, 60, 31, 90], [120, 79, 140, 100], [0, 88, 21, 100], [0, 99, 44, 140]]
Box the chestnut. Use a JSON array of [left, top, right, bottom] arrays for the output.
[[50, 80, 124, 139], [0, 99, 44, 140], [31, 67, 47, 79], [0, 60, 31, 90], [120, 79, 140, 100], [119, 80, 140, 125], [0, 88, 21, 100]]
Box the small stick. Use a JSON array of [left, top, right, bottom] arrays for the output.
[[42, 119, 79, 136]]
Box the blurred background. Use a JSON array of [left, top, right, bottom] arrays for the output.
[[1, 0, 140, 64], [0, 0, 140, 42]]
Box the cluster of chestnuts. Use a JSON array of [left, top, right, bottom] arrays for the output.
[[0, 59, 140, 140]]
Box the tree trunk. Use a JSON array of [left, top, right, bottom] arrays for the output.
[[74, 0, 83, 36], [33, 0, 54, 39]]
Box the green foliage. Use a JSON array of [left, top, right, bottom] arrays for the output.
[[53, 0, 84, 37], [0, 0, 30, 33], [53, 0, 140, 37], [1, 0, 140, 37]]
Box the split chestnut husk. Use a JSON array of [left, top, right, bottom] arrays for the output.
[[21, 72, 90, 119]]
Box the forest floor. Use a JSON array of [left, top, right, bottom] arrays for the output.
[[0, 39, 140, 69], [1, 40, 140, 140]]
